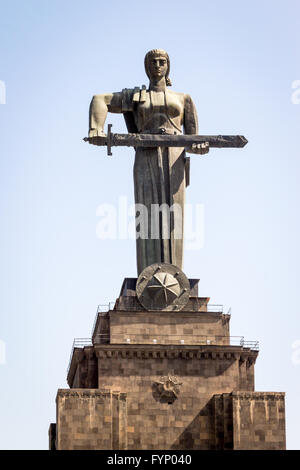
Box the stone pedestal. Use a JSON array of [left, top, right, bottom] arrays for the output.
[[49, 278, 286, 450]]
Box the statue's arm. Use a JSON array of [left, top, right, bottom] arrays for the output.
[[183, 94, 198, 135], [183, 94, 209, 155], [89, 92, 122, 137]]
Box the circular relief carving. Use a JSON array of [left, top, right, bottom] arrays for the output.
[[136, 263, 190, 311]]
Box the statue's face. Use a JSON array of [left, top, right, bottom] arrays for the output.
[[148, 55, 168, 80]]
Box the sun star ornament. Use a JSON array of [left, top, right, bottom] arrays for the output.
[[136, 263, 190, 311]]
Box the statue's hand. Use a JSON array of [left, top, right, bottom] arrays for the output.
[[88, 129, 107, 146], [187, 142, 209, 155]]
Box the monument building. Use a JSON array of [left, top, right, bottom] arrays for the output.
[[49, 49, 286, 450]]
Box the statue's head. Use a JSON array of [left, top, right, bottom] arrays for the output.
[[144, 49, 172, 86]]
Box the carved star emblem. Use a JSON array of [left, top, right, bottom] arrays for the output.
[[136, 262, 190, 311], [155, 374, 183, 402], [146, 272, 181, 305]]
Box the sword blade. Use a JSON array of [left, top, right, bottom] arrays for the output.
[[111, 132, 248, 148], [83, 127, 248, 152]]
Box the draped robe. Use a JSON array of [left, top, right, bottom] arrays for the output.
[[89, 87, 199, 275]]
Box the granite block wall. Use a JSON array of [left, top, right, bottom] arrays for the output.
[[55, 389, 127, 450]]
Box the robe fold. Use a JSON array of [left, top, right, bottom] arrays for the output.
[[89, 86, 199, 275]]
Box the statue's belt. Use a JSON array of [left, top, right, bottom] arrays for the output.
[[141, 128, 181, 135]]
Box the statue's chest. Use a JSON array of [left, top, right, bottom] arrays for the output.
[[136, 91, 183, 124]]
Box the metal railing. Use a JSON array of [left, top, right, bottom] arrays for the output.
[[69, 334, 259, 349], [240, 340, 259, 350], [207, 304, 224, 312], [92, 333, 259, 349], [91, 303, 116, 337], [67, 337, 92, 374], [206, 305, 232, 314], [97, 302, 115, 313], [92, 301, 228, 314], [67, 334, 259, 373]]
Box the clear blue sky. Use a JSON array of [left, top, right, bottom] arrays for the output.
[[0, 0, 299, 449]]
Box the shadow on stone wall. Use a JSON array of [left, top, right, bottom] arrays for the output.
[[170, 397, 216, 450]]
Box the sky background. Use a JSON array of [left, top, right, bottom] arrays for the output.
[[0, 0, 299, 449]]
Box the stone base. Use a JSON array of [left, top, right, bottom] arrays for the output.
[[53, 389, 127, 450], [213, 392, 286, 450], [51, 389, 285, 450], [50, 279, 286, 450]]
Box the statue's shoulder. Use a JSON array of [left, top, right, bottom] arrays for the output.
[[121, 85, 147, 111]]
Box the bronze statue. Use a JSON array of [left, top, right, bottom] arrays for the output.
[[86, 49, 247, 276]]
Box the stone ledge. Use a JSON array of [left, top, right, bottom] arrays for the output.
[[67, 344, 259, 388], [213, 391, 286, 449], [109, 310, 229, 318], [94, 344, 259, 361], [231, 391, 285, 401], [67, 346, 95, 388], [57, 389, 127, 400], [114, 296, 212, 313], [55, 388, 128, 450]]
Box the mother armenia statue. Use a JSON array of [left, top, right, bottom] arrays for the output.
[[88, 49, 209, 276]]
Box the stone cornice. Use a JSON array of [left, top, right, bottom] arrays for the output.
[[231, 391, 285, 401], [67, 343, 258, 387], [56, 389, 127, 401], [109, 310, 230, 320], [94, 344, 258, 361], [115, 295, 212, 313], [67, 347, 94, 387]]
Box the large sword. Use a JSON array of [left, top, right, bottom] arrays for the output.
[[83, 124, 248, 156]]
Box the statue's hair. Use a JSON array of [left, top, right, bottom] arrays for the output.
[[144, 49, 172, 86]]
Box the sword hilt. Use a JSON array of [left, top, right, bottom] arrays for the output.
[[107, 123, 113, 156], [83, 124, 113, 155]]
